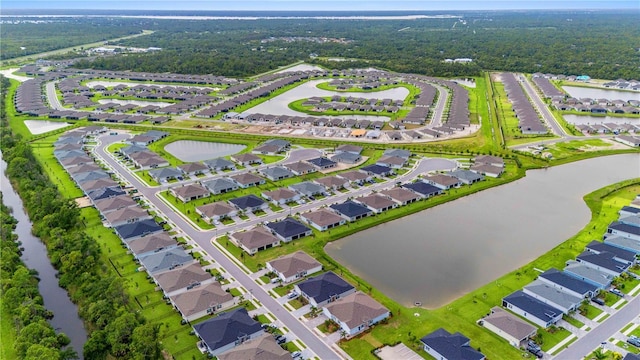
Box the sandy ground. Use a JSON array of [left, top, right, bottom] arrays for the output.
[[0, 68, 31, 82]]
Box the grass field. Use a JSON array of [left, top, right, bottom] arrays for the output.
[[0, 301, 17, 360]]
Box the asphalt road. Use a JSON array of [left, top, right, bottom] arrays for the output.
[[517, 73, 568, 137], [93, 135, 343, 359], [552, 294, 640, 359]]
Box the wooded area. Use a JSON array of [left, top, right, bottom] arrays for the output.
[[64, 11, 640, 79]]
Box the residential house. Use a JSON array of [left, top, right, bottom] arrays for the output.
[[337, 170, 371, 185], [261, 188, 300, 206], [138, 247, 195, 274], [615, 135, 640, 147], [469, 164, 504, 178], [564, 260, 614, 289], [482, 307, 536, 348], [87, 187, 126, 201], [619, 206, 640, 218], [301, 209, 347, 231], [330, 201, 373, 222], [289, 181, 327, 198], [331, 152, 362, 164], [537, 268, 598, 299], [575, 251, 630, 277], [230, 226, 281, 255], [148, 167, 182, 183], [127, 232, 177, 258], [203, 178, 239, 195], [379, 187, 421, 206], [170, 184, 210, 203], [474, 155, 504, 168], [73, 170, 111, 184], [376, 155, 406, 169], [154, 263, 213, 295], [266, 217, 313, 242], [171, 282, 235, 321], [231, 153, 263, 166], [383, 149, 411, 160], [129, 151, 170, 170], [355, 194, 398, 213], [335, 144, 363, 155], [177, 162, 209, 177], [266, 251, 323, 283], [314, 176, 348, 191], [204, 158, 236, 172], [585, 240, 636, 265], [192, 308, 264, 357], [607, 221, 640, 242], [422, 174, 461, 190], [229, 195, 268, 212], [322, 291, 390, 337], [604, 236, 640, 255], [196, 201, 237, 223], [259, 166, 295, 181], [523, 280, 583, 314], [216, 333, 290, 360], [231, 173, 265, 188], [502, 290, 563, 328], [294, 271, 355, 307], [252, 139, 290, 154], [420, 328, 485, 360], [105, 206, 151, 227], [361, 164, 394, 177], [284, 161, 317, 176], [447, 169, 484, 185], [114, 218, 164, 241], [81, 178, 120, 193], [306, 157, 337, 170], [94, 194, 137, 215], [402, 182, 443, 198]]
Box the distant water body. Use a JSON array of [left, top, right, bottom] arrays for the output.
[[2, 10, 460, 18]]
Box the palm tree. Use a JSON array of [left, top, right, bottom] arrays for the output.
[[592, 349, 607, 360]]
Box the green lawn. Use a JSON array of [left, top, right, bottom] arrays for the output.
[[538, 327, 573, 352], [580, 303, 604, 320], [0, 302, 17, 360], [563, 315, 585, 329], [545, 139, 614, 160], [31, 141, 85, 198]]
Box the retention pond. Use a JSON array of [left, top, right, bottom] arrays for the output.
[[326, 154, 640, 308]]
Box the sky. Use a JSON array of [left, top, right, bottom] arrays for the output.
[[2, 0, 639, 11]]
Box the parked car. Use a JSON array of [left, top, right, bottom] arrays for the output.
[[592, 297, 605, 306], [277, 337, 287, 344], [527, 341, 544, 358], [609, 288, 624, 297], [287, 291, 298, 299], [291, 351, 302, 358], [628, 335, 640, 347]]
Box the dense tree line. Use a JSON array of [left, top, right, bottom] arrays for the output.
[[1, 18, 143, 60], [1, 194, 75, 360], [0, 76, 161, 359], [67, 11, 639, 79]]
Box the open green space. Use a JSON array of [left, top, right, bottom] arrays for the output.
[[0, 301, 18, 360], [544, 139, 614, 160], [563, 315, 585, 329]]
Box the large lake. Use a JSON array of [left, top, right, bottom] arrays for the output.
[[562, 86, 639, 102], [164, 140, 246, 162], [563, 114, 639, 126], [243, 79, 409, 119], [326, 154, 640, 308]]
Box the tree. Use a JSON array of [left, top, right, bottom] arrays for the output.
[[130, 323, 161, 360], [23, 344, 62, 360]]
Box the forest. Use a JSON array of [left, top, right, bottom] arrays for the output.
[[62, 10, 640, 79], [0, 76, 161, 359]]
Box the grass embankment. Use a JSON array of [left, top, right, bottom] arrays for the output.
[[315, 80, 409, 93], [0, 301, 17, 360]]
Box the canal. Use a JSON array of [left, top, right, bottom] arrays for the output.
[[0, 151, 87, 358], [326, 154, 640, 308]]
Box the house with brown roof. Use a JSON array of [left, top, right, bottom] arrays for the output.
[[127, 232, 177, 257], [474, 155, 504, 168], [94, 194, 137, 215], [170, 183, 211, 203], [355, 194, 398, 213], [469, 164, 504, 178], [301, 209, 347, 231], [196, 201, 237, 223], [322, 291, 390, 337], [481, 307, 537, 348], [314, 176, 348, 191], [104, 206, 151, 227], [262, 188, 300, 206], [376, 155, 406, 169], [129, 150, 170, 170], [284, 161, 317, 176], [337, 170, 372, 185], [216, 333, 290, 360], [379, 187, 421, 206], [154, 262, 214, 295], [177, 162, 209, 177], [231, 227, 281, 255], [422, 174, 462, 190], [231, 153, 263, 166], [266, 251, 323, 283], [231, 173, 265, 188], [170, 282, 235, 321]]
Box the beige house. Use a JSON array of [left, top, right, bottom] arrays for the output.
[[482, 307, 536, 348], [323, 291, 390, 337], [266, 251, 323, 283], [170, 282, 235, 321]]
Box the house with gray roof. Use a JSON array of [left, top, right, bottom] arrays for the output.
[[261, 188, 300, 205], [576, 251, 630, 277], [420, 328, 485, 360], [87, 186, 126, 201], [139, 247, 195, 274], [177, 162, 209, 177], [73, 170, 110, 184], [203, 158, 236, 172], [314, 176, 348, 191], [564, 260, 614, 289], [482, 307, 536, 348], [259, 166, 294, 181], [231, 153, 262, 166], [148, 167, 182, 183], [203, 178, 239, 195], [154, 262, 213, 295], [376, 155, 406, 169], [607, 221, 640, 242], [383, 149, 411, 160], [447, 169, 484, 185], [56, 149, 87, 161], [502, 290, 563, 328], [266, 217, 312, 242], [193, 308, 264, 357], [289, 181, 327, 198], [337, 170, 371, 185], [67, 162, 101, 176], [114, 218, 163, 241], [231, 226, 281, 255], [469, 164, 504, 178], [294, 271, 356, 307], [119, 144, 148, 157], [586, 240, 636, 265], [330, 201, 373, 222], [523, 279, 583, 314], [60, 155, 93, 168], [323, 291, 390, 338], [105, 206, 151, 227], [94, 194, 137, 214], [379, 187, 421, 206], [355, 194, 398, 213], [604, 235, 640, 255], [252, 139, 290, 154], [474, 155, 504, 168], [81, 178, 120, 193], [284, 161, 317, 176], [129, 151, 170, 170], [331, 151, 362, 164], [171, 282, 235, 321], [170, 183, 210, 203], [229, 195, 267, 212], [306, 157, 337, 170], [620, 206, 640, 218], [360, 164, 394, 177], [336, 144, 363, 155], [216, 333, 290, 360], [266, 251, 323, 283], [127, 232, 177, 258], [196, 201, 237, 223], [538, 268, 598, 299], [231, 173, 265, 188]]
